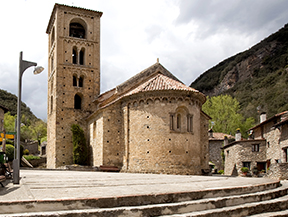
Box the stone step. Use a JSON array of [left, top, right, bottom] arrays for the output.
[[160, 194, 288, 217], [0, 181, 280, 215], [0, 182, 287, 217], [249, 209, 288, 217]]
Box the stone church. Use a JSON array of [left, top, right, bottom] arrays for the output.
[[46, 4, 210, 175]]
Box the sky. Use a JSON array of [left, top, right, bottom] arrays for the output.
[[0, 0, 288, 120]]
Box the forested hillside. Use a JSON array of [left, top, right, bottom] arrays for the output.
[[191, 23, 288, 121], [0, 89, 38, 121]]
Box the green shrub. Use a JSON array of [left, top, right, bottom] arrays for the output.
[[24, 155, 40, 161], [241, 167, 249, 173], [218, 170, 224, 175], [5, 144, 14, 161], [23, 149, 29, 155], [71, 124, 87, 165], [5, 144, 24, 162]]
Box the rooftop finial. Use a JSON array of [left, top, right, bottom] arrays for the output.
[[157, 58, 159, 63]]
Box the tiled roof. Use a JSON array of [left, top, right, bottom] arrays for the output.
[[125, 73, 198, 96], [249, 111, 288, 130]]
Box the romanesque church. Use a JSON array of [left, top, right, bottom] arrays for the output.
[[46, 4, 210, 175]]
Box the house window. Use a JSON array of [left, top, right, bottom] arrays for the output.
[[243, 162, 251, 170], [252, 144, 259, 152], [283, 148, 288, 163], [74, 94, 81, 109]]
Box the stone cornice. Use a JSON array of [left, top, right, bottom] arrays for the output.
[[62, 36, 98, 46]]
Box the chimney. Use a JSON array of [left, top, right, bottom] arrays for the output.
[[235, 128, 241, 141], [260, 112, 267, 123], [208, 128, 213, 138]]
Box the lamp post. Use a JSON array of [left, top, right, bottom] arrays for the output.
[[13, 51, 44, 184]]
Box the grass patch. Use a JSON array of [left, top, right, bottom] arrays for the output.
[[24, 155, 40, 161]]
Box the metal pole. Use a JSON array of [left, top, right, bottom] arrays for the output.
[[13, 51, 37, 184]]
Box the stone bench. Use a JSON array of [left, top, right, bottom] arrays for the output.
[[99, 165, 120, 172]]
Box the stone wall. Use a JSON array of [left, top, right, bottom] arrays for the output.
[[22, 141, 39, 155], [268, 163, 288, 180], [121, 91, 207, 175], [209, 140, 224, 170]]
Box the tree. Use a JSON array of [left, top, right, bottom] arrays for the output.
[[4, 112, 47, 143], [31, 120, 47, 144], [202, 95, 255, 138], [71, 124, 87, 165], [4, 112, 16, 132]]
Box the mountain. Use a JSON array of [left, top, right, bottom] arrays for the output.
[[0, 89, 38, 121], [190, 24, 288, 121]]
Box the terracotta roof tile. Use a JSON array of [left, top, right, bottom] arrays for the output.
[[125, 73, 198, 96]]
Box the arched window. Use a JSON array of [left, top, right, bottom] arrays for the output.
[[79, 48, 85, 65], [177, 114, 181, 130], [69, 23, 85, 38], [170, 114, 174, 130], [51, 55, 54, 71], [50, 96, 53, 114], [74, 94, 81, 109], [72, 47, 77, 64], [73, 75, 77, 86], [51, 27, 55, 46], [79, 76, 83, 87], [187, 115, 193, 132]]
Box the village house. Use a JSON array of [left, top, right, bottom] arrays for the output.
[[208, 129, 234, 171], [46, 4, 210, 175], [223, 111, 288, 179]]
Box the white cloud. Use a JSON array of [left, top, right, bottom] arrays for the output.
[[0, 0, 287, 120]]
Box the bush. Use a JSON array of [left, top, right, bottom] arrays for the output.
[[23, 149, 29, 155], [5, 144, 14, 161], [5, 144, 24, 162], [241, 167, 249, 173], [218, 170, 224, 175], [71, 124, 87, 165]]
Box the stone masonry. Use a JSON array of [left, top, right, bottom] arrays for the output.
[[46, 4, 210, 175]]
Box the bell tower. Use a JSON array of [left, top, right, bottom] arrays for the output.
[[46, 4, 102, 168]]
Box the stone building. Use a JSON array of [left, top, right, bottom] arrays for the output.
[[223, 111, 288, 178], [46, 4, 210, 175], [208, 129, 234, 171]]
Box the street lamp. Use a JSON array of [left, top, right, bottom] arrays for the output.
[[13, 51, 44, 184]]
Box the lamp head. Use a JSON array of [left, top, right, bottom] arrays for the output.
[[33, 66, 44, 75]]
